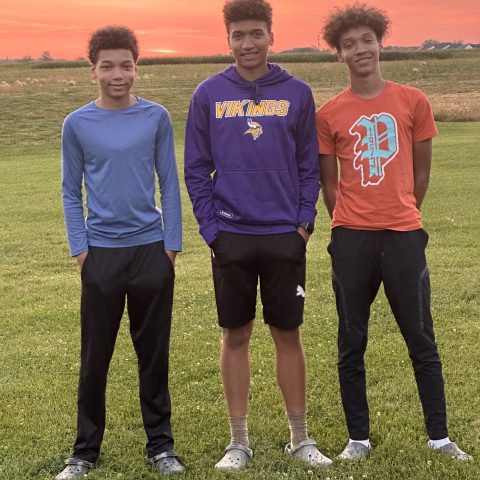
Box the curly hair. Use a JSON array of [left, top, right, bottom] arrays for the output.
[[223, 0, 273, 33], [322, 3, 391, 51], [88, 25, 139, 64]]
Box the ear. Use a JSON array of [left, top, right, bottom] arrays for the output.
[[269, 31, 274, 46], [90, 64, 97, 80], [336, 51, 344, 63], [379, 42, 384, 52]]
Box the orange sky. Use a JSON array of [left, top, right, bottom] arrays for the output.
[[1, 0, 479, 59]]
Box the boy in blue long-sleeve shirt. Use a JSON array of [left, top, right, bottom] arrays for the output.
[[57, 26, 184, 479]]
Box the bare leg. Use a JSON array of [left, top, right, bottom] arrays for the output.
[[269, 326, 306, 415], [221, 321, 254, 417]]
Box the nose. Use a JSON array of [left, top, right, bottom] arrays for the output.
[[354, 41, 368, 54], [242, 34, 254, 49], [112, 66, 123, 79]]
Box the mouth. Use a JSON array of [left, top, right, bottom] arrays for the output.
[[241, 52, 259, 58], [356, 57, 371, 64]]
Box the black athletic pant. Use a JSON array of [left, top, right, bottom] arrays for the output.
[[72, 241, 175, 463], [328, 227, 448, 441]]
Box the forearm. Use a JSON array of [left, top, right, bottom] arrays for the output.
[[413, 139, 432, 210], [318, 154, 338, 219], [414, 174, 429, 210], [322, 185, 337, 219]]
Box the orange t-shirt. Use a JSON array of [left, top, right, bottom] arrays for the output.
[[316, 81, 438, 230]]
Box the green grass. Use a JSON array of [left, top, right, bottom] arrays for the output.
[[0, 59, 479, 479]]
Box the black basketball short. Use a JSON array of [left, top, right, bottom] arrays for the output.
[[211, 231, 306, 329]]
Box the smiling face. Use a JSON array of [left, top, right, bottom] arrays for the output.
[[337, 25, 382, 80], [228, 19, 273, 81], [91, 49, 137, 108]]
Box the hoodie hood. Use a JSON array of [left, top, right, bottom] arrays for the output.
[[220, 63, 293, 104]]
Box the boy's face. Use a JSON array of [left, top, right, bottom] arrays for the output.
[[91, 49, 137, 103], [337, 25, 382, 78], [228, 19, 273, 77]]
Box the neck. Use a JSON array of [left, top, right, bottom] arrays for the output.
[[236, 63, 269, 82], [96, 94, 136, 109], [349, 72, 386, 99]]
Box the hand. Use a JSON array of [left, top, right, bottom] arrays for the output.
[[76, 251, 88, 270], [296, 227, 310, 244], [166, 250, 177, 267]]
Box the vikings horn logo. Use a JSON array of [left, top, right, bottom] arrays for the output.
[[244, 117, 263, 140]]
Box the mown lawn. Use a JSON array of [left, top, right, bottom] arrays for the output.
[[0, 58, 479, 479]]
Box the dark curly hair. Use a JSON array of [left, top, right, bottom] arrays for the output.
[[322, 3, 390, 51], [223, 0, 273, 33], [88, 25, 139, 64]]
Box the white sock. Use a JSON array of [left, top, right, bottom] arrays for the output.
[[349, 438, 371, 448], [428, 437, 450, 449]]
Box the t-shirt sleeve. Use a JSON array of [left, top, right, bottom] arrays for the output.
[[316, 107, 336, 155], [412, 90, 439, 142]]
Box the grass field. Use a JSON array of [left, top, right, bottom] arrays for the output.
[[0, 54, 479, 479]]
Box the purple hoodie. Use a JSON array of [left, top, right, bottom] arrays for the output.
[[184, 64, 320, 246]]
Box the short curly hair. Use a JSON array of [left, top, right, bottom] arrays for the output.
[[322, 3, 390, 51], [88, 25, 139, 64], [223, 0, 273, 33]]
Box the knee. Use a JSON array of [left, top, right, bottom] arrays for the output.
[[222, 324, 252, 350], [270, 326, 302, 351]]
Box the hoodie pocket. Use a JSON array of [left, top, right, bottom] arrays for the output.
[[213, 169, 298, 225]]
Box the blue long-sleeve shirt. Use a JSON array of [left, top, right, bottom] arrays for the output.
[[62, 97, 182, 256]]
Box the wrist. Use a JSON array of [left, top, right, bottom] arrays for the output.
[[297, 221, 314, 235]]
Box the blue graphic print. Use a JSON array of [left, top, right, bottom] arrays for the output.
[[349, 113, 399, 186]]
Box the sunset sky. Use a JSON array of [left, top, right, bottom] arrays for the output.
[[1, 0, 479, 59]]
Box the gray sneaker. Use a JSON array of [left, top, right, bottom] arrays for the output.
[[55, 458, 95, 479], [337, 442, 371, 461], [148, 451, 185, 475], [434, 442, 473, 462]]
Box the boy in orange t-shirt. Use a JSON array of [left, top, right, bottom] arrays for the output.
[[316, 4, 472, 462]]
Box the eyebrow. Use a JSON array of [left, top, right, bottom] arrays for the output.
[[98, 60, 134, 65], [231, 28, 265, 35], [342, 32, 375, 42]]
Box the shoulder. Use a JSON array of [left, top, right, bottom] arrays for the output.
[[135, 97, 172, 123], [317, 88, 350, 116], [387, 81, 430, 103], [64, 102, 96, 125], [136, 97, 169, 114], [63, 101, 98, 132], [194, 71, 227, 95], [286, 75, 312, 93]]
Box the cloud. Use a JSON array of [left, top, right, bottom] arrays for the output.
[[0, 19, 84, 31]]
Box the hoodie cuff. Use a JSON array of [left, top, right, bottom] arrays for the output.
[[297, 208, 317, 226], [200, 222, 219, 247]]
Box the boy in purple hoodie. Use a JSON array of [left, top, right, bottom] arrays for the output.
[[184, 0, 331, 471]]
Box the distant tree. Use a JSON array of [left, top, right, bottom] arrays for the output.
[[421, 39, 440, 48], [20, 55, 33, 62], [39, 51, 53, 61]]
